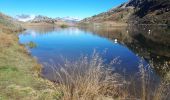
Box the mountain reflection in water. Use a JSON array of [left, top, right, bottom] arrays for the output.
[[19, 26, 170, 81], [80, 25, 170, 77]]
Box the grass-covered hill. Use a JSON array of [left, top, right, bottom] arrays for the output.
[[0, 12, 60, 100], [0, 12, 24, 32]]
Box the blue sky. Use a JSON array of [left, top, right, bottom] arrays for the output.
[[0, 0, 127, 19]]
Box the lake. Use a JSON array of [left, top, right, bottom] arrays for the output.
[[19, 26, 170, 83]]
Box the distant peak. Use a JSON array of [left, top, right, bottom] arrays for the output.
[[15, 14, 81, 22], [15, 14, 35, 22]]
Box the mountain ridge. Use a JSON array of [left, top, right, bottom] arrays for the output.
[[15, 14, 80, 23], [81, 0, 170, 25]]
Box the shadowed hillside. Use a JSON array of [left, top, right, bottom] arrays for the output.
[[80, 0, 170, 25]]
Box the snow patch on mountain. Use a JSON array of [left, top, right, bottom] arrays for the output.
[[15, 14, 81, 23], [15, 14, 35, 22]]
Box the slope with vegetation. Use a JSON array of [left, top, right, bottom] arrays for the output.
[[80, 0, 170, 26], [0, 12, 60, 100], [0, 13, 23, 32], [127, 0, 170, 24]]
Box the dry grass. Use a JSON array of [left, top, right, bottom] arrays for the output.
[[46, 52, 128, 100], [124, 60, 170, 100], [0, 21, 60, 99], [45, 53, 170, 100], [0, 32, 60, 99], [0, 33, 16, 48]]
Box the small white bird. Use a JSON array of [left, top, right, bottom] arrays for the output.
[[148, 30, 151, 35], [114, 39, 118, 43]]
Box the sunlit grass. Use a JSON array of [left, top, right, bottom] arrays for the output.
[[46, 52, 124, 100], [0, 25, 60, 99], [46, 53, 170, 100]]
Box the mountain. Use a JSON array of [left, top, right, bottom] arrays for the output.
[[80, 3, 134, 25], [81, 0, 170, 25], [56, 17, 80, 23], [127, 0, 170, 24], [15, 15, 80, 27], [15, 14, 35, 22], [30, 15, 56, 23], [15, 15, 79, 24]]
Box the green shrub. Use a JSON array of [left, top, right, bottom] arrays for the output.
[[26, 41, 37, 48], [60, 24, 68, 28]]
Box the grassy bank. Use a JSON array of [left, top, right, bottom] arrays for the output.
[[0, 24, 61, 99]]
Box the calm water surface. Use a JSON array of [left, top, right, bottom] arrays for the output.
[[19, 26, 170, 81]]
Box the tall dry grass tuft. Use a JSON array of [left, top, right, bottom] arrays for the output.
[[129, 60, 170, 100], [153, 81, 170, 100], [45, 53, 170, 100], [153, 63, 170, 100], [46, 52, 125, 100]]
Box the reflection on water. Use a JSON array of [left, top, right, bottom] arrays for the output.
[[80, 25, 170, 77], [19, 26, 170, 81], [18, 26, 170, 98]]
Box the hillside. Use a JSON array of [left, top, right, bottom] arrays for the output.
[[80, 3, 134, 26], [0, 12, 60, 100], [81, 0, 170, 25], [128, 0, 170, 24], [0, 12, 23, 32]]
